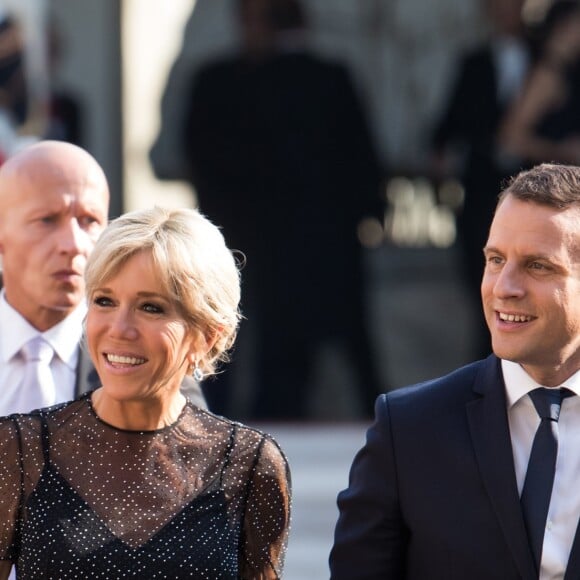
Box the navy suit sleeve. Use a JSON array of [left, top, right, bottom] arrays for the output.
[[329, 394, 408, 579]]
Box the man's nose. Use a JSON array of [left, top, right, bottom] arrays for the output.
[[493, 262, 525, 299], [58, 219, 92, 254]]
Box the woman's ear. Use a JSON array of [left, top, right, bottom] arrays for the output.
[[189, 326, 220, 358], [203, 328, 221, 353], [187, 351, 197, 369]]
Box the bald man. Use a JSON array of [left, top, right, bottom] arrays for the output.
[[0, 140, 206, 415]]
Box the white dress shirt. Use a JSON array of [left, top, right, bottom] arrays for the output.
[[0, 289, 85, 415], [504, 359, 580, 580]]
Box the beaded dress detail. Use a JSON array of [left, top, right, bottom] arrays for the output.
[[0, 394, 291, 579]]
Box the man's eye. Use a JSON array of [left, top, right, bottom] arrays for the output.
[[486, 256, 503, 265], [79, 215, 103, 228], [530, 262, 547, 270]]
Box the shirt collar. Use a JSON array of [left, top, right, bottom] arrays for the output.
[[502, 359, 580, 408], [0, 289, 86, 369]]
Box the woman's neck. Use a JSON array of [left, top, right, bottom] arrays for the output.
[[90, 388, 187, 431]]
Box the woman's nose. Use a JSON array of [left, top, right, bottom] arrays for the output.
[[109, 309, 139, 340]]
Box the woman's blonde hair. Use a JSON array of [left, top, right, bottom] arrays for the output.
[[84, 206, 242, 376]]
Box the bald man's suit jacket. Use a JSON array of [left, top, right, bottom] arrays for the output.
[[330, 355, 580, 579], [74, 347, 101, 396]]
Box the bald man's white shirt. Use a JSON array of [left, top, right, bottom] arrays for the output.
[[0, 290, 85, 414]]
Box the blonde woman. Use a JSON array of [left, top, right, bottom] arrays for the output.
[[0, 206, 291, 579]]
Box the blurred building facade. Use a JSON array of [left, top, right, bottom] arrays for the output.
[[10, 0, 556, 212], [0, 0, 123, 218], [5, 0, 559, 418]]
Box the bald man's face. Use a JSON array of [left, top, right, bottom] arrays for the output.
[[0, 144, 109, 331]]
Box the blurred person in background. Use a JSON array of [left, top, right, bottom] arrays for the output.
[[0, 8, 28, 162], [429, 0, 532, 360], [42, 15, 84, 146], [499, 0, 580, 167], [182, 0, 387, 420]]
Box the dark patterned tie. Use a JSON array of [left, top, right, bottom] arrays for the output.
[[520, 387, 573, 572]]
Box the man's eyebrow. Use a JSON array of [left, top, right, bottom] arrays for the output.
[[482, 246, 562, 263]]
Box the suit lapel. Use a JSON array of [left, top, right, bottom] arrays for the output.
[[74, 347, 99, 397], [564, 520, 580, 579], [466, 356, 536, 579]]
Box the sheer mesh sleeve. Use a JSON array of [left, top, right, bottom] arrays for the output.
[[239, 435, 292, 579], [0, 418, 24, 562]]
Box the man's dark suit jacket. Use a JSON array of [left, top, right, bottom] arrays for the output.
[[330, 355, 580, 579], [182, 49, 385, 417]]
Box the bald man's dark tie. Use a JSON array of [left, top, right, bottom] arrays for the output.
[[520, 387, 572, 571]]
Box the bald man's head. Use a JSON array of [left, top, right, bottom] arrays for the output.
[[0, 140, 110, 331]]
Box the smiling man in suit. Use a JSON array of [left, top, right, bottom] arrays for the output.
[[330, 162, 580, 579], [0, 140, 206, 414]]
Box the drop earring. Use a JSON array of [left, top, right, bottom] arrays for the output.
[[192, 363, 204, 382]]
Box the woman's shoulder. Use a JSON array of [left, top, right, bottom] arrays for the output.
[[189, 404, 288, 465], [0, 398, 89, 433], [0, 409, 42, 431], [0, 413, 22, 437], [0, 412, 41, 458]]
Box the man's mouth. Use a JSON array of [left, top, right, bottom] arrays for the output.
[[53, 269, 82, 280], [498, 312, 533, 323]]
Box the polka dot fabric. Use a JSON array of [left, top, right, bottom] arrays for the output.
[[0, 394, 291, 579]]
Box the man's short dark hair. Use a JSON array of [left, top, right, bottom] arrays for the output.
[[499, 163, 580, 209]]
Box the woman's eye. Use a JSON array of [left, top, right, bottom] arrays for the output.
[[94, 296, 113, 307], [142, 302, 164, 314]]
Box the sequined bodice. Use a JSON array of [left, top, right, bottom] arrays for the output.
[[0, 396, 291, 579]]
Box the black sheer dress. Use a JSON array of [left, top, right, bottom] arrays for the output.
[[0, 394, 291, 579]]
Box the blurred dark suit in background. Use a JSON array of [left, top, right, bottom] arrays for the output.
[[182, 0, 387, 419]]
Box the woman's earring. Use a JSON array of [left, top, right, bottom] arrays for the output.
[[192, 363, 204, 382]]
